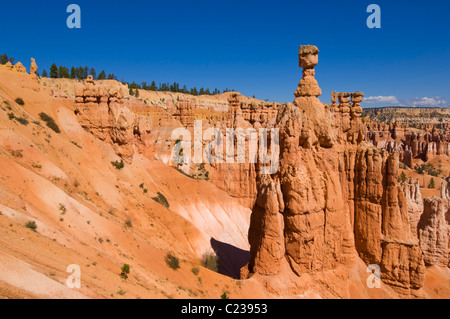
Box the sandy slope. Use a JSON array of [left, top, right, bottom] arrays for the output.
[[0, 68, 261, 299]]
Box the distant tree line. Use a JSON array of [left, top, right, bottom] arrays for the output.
[[2, 53, 244, 97], [40, 63, 118, 81], [127, 80, 235, 96]]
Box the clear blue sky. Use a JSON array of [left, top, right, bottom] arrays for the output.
[[1, 0, 449, 107]]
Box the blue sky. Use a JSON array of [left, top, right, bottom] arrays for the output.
[[1, 0, 449, 107]]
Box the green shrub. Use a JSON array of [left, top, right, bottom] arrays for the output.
[[120, 264, 130, 279], [415, 163, 443, 177], [152, 192, 169, 208], [39, 112, 60, 133], [8, 112, 14, 120], [221, 292, 229, 299], [201, 252, 219, 272], [15, 97, 24, 105], [15, 117, 29, 126], [25, 220, 37, 232], [428, 178, 435, 189], [165, 253, 180, 270], [111, 159, 124, 169], [11, 150, 23, 158], [399, 171, 407, 183], [191, 267, 200, 276]]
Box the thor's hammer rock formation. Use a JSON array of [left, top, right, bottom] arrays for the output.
[[242, 45, 425, 296]]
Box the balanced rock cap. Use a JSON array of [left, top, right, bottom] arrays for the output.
[[298, 45, 319, 56], [352, 91, 364, 97]]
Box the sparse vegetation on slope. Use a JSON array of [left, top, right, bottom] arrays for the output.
[[201, 252, 219, 273], [39, 112, 61, 133], [111, 159, 124, 169], [15, 97, 24, 105], [120, 264, 130, 279], [415, 163, 443, 177], [25, 220, 37, 232], [152, 192, 169, 208], [165, 253, 180, 270]]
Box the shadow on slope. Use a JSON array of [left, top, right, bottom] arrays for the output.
[[210, 237, 249, 279]]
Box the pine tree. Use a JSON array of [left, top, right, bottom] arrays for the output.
[[98, 70, 106, 80], [90, 68, 97, 79], [50, 63, 58, 78], [42, 69, 48, 78], [150, 81, 157, 91], [129, 88, 134, 96], [70, 67, 76, 79], [429, 178, 435, 189], [135, 88, 139, 98], [0, 54, 8, 64], [83, 66, 89, 79], [58, 66, 70, 78], [77, 66, 84, 79], [400, 171, 407, 183]]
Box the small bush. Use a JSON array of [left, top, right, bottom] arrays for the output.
[[191, 267, 200, 276], [8, 112, 14, 120], [399, 171, 407, 183], [15, 117, 29, 126], [165, 253, 180, 270], [152, 192, 169, 208], [428, 178, 435, 189], [25, 220, 37, 232], [59, 204, 67, 215], [120, 264, 130, 279], [111, 159, 124, 169], [221, 292, 229, 299], [201, 252, 219, 272], [11, 150, 23, 158], [39, 112, 60, 133], [125, 217, 132, 227], [15, 97, 24, 105]]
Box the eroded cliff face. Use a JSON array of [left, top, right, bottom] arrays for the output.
[[241, 45, 426, 296], [402, 178, 424, 238], [365, 121, 450, 165], [74, 76, 153, 160], [418, 179, 450, 267]]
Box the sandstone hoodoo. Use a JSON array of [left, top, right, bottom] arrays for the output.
[[30, 58, 38, 75], [241, 45, 431, 296]]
